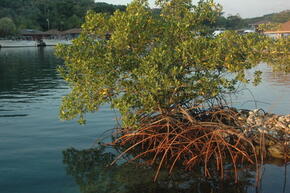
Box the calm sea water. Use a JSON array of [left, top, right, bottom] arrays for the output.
[[0, 47, 289, 193]]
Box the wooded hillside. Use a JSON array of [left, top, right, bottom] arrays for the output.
[[0, 0, 126, 32]]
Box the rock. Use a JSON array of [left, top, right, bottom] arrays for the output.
[[258, 127, 268, 134], [278, 116, 285, 123], [253, 109, 265, 116], [275, 121, 287, 129], [255, 117, 264, 125], [247, 118, 255, 125], [238, 109, 290, 160], [285, 115, 290, 123], [267, 130, 276, 136], [265, 138, 276, 146], [267, 144, 289, 159]]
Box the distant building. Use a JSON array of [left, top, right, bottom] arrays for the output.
[[62, 28, 82, 39], [264, 20, 290, 38], [42, 29, 62, 39], [18, 28, 83, 41], [20, 29, 45, 40]]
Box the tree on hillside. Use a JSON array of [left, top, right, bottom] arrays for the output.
[[64, 15, 83, 29], [0, 17, 16, 37], [93, 2, 126, 14], [214, 15, 227, 28], [225, 14, 246, 29]]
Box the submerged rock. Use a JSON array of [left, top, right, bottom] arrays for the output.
[[238, 109, 289, 159], [268, 144, 287, 159]]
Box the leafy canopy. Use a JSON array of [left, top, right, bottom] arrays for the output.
[[56, 0, 290, 126], [0, 17, 16, 37]]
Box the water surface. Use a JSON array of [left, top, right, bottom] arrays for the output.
[[0, 47, 115, 193], [0, 47, 289, 193]]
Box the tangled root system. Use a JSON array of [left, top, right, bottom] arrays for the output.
[[109, 107, 259, 182]]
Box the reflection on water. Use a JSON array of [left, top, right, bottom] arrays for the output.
[[0, 47, 64, 118], [0, 48, 289, 193], [234, 63, 290, 114], [0, 47, 116, 193], [63, 147, 288, 193], [264, 67, 290, 88], [0, 114, 28, 117], [0, 47, 61, 91]]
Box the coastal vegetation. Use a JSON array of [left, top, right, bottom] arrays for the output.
[[56, 0, 289, 182]]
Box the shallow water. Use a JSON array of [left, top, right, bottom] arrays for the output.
[[0, 47, 289, 193]]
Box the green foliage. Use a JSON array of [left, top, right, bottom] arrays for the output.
[[56, 0, 290, 127], [0, 17, 16, 37], [257, 22, 281, 32], [264, 37, 290, 72]]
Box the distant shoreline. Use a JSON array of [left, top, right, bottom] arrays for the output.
[[0, 39, 72, 48]]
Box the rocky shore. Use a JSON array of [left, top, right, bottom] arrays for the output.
[[238, 109, 289, 159]]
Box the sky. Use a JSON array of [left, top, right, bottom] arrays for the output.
[[95, 0, 290, 18]]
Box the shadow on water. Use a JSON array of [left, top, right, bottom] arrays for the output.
[[63, 146, 288, 193], [0, 114, 29, 117]]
